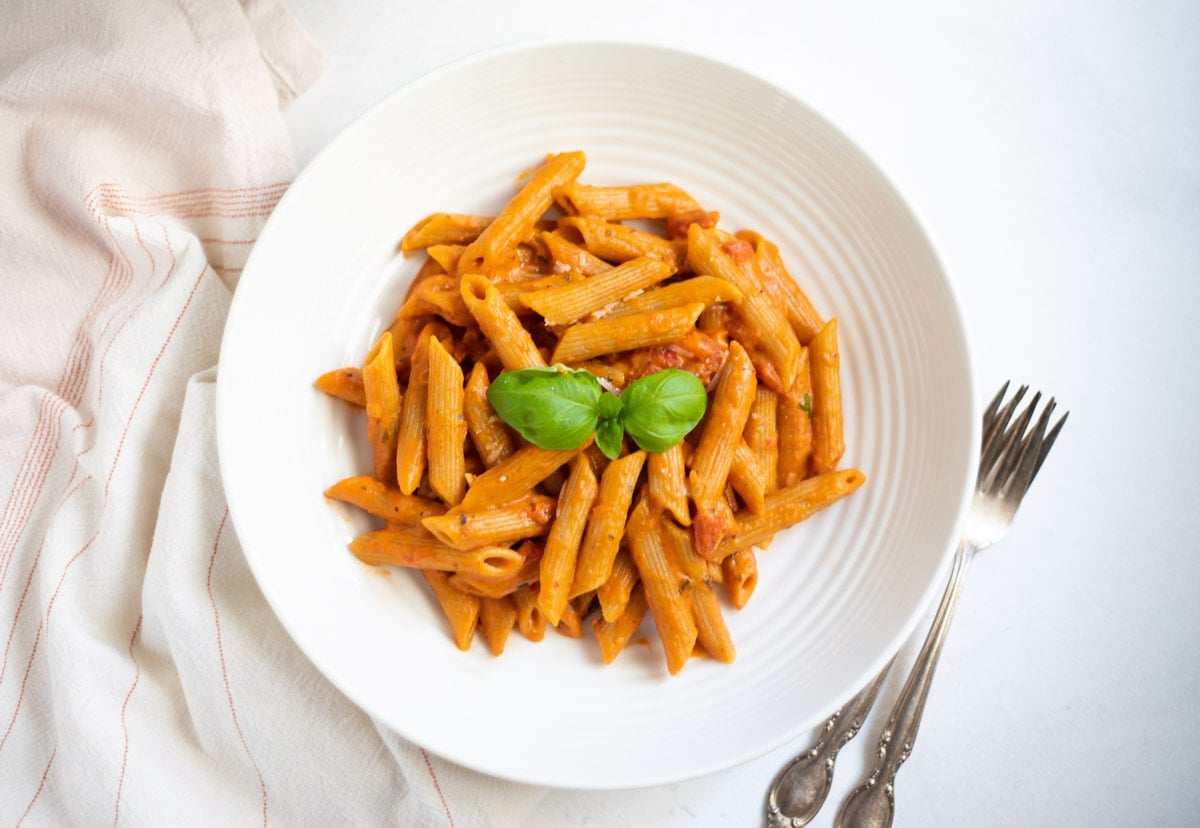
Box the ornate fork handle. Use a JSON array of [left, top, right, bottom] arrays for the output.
[[765, 663, 892, 827], [835, 542, 975, 828]]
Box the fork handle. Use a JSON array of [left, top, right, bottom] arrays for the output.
[[834, 542, 975, 828]]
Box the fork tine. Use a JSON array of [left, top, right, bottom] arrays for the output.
[[979, 384, 1027, 483], [982, 389, 1039, 491], [1032, 409, 1069, 479], [979, 382, 1011, 463], [981, 381, 1010, 428], [988, 383, 1026, 441], [1001, 397, 1054, 499], [1006, 390, 1041, 443]]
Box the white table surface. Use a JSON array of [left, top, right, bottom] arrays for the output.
[[280, 2, 1200, 825]]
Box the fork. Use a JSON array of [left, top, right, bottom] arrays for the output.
[[765, 382, 1067, 828]]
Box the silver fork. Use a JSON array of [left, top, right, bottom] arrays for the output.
[[765, 382, 1067, 828]]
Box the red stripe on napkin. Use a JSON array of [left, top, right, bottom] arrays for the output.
[[208, 508, 270, 827]]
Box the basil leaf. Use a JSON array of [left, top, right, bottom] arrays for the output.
[[486, 366, 602, 450], [620, 369, 707, 453], [594, 416, 625, 460], [597, 390, 624, 420]]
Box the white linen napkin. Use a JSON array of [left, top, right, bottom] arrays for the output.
[[0, 2, 546, 824]]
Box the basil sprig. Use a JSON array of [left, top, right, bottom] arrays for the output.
[[487, 365, 707, 460]]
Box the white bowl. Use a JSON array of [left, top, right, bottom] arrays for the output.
[[217, 40, 977, 789]]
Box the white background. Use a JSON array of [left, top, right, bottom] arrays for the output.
[[280, 2, 1200, 825]]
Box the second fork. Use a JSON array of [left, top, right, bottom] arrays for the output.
[[764, 382, 1067, 828]]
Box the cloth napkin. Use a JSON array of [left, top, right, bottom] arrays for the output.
[[0, 2, 546, 824]]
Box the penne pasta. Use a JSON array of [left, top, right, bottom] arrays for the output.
[[593, 584, 649, 664], [423, 571, 480, 651], [745, 387, 779, 495], [809, 318, 845, 474], [558, 215, 683, 267], [721, 548, 759, 609], [315, 366, 366, 407], [495, 272, 572, 315], [463, 362, 516, 468], [663, 522, 735, 663], [736, 229, 825, 344], [707, 558, 725, 585], [553, 595, 588, 639], [400, 213, 493, 254], [324, 476, 446, 526], [384, 313, 423, 372], [647, 442, 690, 526], [425, 336, 467, 505], [551, 302, 705, 364], [450, 541, 542, 599], [460, 443, 585, 511], [595, 547, 639, 624], [714, 468, 866, 560], [537, 230, 613, 277], [519, 256, 675, 326], [625, 495, 697, 675], [601, 275, 742, 320], [570, 450, 646, 596], [410, 251, 447, 284], [478, 596, 518, 656], [349, 526, 524, 579], [777, 348, 814, 487], [426, 243, 465, 275], [742, 387, 780, 544], [512, 584, 547, 642], [397, 274, 474, 328], [460, 273, 548, 370], [538, 455, 600, 626], [688, 341, 756, 502], [728, 439, 768, 515], [688, 341, 757, 557], [458, 151, 586, 275], [422, 493, 556, 550], [362, 332, 401, 483], [394, 326, 433, 494], [553, 181, 703, 220]]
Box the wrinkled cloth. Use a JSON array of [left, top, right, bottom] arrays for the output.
[[0, 2, 545, 824]]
